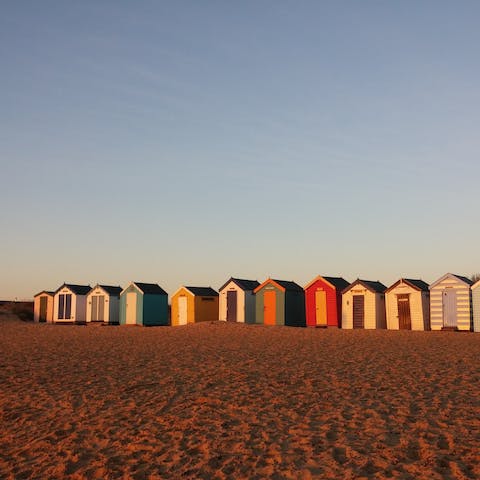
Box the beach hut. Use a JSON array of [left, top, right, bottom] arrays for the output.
[[33, 291, 54, 323], [471, 280, 480, 332], [53, 283, 91, 324], [86, 284, 122, 325], [429, 273, 472, 331], [385, 279, 430, 331], [218, 277, 260, 323], [341, 279, 387, 329], [254, 279, 305, 327], [304, 276, 350, 327], [171, 286, 219, 326], [119, 282, 168, 326]]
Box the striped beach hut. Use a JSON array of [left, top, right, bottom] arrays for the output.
[[218, 277, 260, 323], [471, 279, 480, 332], [33, 291, 54, 323], [53, 283, 91, 324], [119, 282, 168, 326], [341, 279, 387, 329], [385, 279, 430, 330], [304, 276, 349, 327], [171, 286, 219, 326], [86, 284, 122, 324], [254, 279, 305, 327], [429, 273, 472, 331]]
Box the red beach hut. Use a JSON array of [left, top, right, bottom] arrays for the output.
[[304, 276, 350, 327]]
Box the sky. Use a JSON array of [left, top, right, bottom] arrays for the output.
[[1, 1, 480, 300]]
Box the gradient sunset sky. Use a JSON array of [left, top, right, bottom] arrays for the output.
[[1, 1, 479, 299]]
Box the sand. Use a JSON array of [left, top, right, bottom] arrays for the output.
[[1, 316, 480, 479]]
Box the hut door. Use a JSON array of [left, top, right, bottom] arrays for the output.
[[39, 296, 48, 322], [178, 296, 188, 325], [58, 294, 72, 320], [442, 289, 457, 328], [126, 292, 137, 324], [91, 296, 105, 322], [397, 294, 411, 330], [315, 290, 327, 326], [226, 290, 237, 322], [352, 295, 364, 329], [264, 290, 276, 325]]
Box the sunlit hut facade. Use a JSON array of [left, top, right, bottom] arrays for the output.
[[218, 277, 260, 323], [304, 276, 350, 327], [171, 286, 219, 326], [119, 282, 168, 326], [429, 273, 472, 331], [471, 279, 480, 333], [254, 279, 305, 327], [341, 279, 387, 329], [385, 279, 430, 331], [53, 283, 91, 324], [86, 284, 122, 325], [33, 291, 54, 323]]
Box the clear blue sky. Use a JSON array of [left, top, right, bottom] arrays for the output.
[[1, 1, 479, 300]]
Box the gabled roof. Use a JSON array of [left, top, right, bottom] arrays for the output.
[[304, 275, 350, 291], [185, 286, 218, 297], [219, 277, 260, 292], [90, 284, 123, 296], [386, 278, 430, 293], [342, 279, 387, 294], [133, 282, 168, 295], [34, 290, 55, 297], [429, 273, 473, 290], [254, 278, 303, 293], [472, 279, 480, 290], [55, 283, 91, 295]]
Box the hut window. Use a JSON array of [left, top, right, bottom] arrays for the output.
[[201, 297, 214, 302]]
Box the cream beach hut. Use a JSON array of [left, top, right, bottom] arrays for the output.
[[218, 277, 260, 323], [341, 279, 387, 329], [429, 273, 472, 331], [385, 279, 430, 330], [86, 284, 122, 324], [53, 283, 91, 324], [33, 291, 54, 323], [471, 279, 480, 332]]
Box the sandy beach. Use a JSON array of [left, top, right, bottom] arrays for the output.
[[1, 315, 479, 479]]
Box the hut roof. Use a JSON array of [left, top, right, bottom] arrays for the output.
[[55, 284, 91, 295], [133, 282, 168, 295], [322, 276, 351, 290], [34, 290, 55, 297], [386, 278, 430, 293], [254, 278, 303, 293], [429, 273, 473, 290], [96, 285, 123, 296], [342, 279, 387, 294], [219, 277, 260, 292], [185, 286, 219, 297], [304, 276, 350, 290]]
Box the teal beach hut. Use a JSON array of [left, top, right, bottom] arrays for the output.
[[119, 282, 168, 326]]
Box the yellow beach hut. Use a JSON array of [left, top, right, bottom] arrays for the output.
[[171, 286, 219, 326]]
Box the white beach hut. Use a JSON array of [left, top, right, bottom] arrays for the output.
[[86, 284, 122, 324], [385, 279, 430, 330], [429, 273, 472, 331]]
